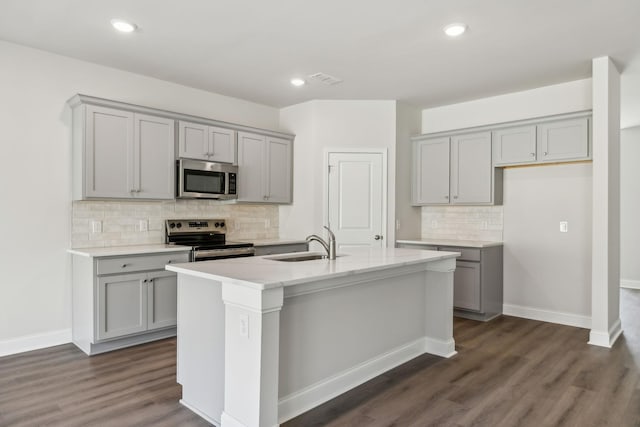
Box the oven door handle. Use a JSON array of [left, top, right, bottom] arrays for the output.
[[194, 247, 255, 259]]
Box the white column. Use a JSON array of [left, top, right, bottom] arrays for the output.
[[590, 56, 622, 347], [424, 258, 457, 357], [221, 284, 284, 427]]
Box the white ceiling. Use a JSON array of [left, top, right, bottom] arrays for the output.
[[1, 0, 640, 125]]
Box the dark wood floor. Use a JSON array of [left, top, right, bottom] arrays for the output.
[[2, 290, 640, 426]]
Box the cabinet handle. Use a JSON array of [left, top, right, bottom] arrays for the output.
[[121, 263, 129, 268], [453, 195, 458, 199], [530, 152, 535, 157], [374, 235, 383, 240], [444, 195, 449, 199], [544, 152, 548, 156]]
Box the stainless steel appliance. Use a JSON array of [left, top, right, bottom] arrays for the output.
[[165, 219, 254, 261], [176, 159, 238, 200]]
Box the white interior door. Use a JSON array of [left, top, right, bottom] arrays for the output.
[[327, 151, 385, 250]]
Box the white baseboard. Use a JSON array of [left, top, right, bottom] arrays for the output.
[[180, 400, 220, 427], [589, 318, 623, 348], [278, 336, 436, 423], [0, 329, 72, 357], [503, 304, 591, 329], [621, 279, 640, 289]]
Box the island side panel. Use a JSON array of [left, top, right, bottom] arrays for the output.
[[278, 264, 454, 422], [176, 275, 225, 425]]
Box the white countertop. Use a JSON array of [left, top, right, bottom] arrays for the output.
[[396, 239, 503, 248], [166, 247, 459, 290], [251, 238, 308, 247], [68, 244, 192, 258]]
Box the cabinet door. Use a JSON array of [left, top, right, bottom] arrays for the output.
[[265, 137, 292, 203], [178, 121, 209, 160], [453, 261, 481, 312], [84, 105, 134, 198], [537, 117, 589, 162], [97, 273, 147, 340], [237, 132, 266, 202], [134, 114, 175, 199], [147, 271, 178, 330], [492, 125, 537, 165], [451, 132, 492, 204], [209, 126, 236, 164], [412, 138, 450, 205]]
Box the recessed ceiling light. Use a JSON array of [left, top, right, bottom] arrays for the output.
[[290, 78, 306, 87], [444, 23, 467, 37], [110, 19, 137, 33]]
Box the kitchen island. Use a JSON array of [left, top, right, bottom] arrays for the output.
[[166, 247, 459, 427]]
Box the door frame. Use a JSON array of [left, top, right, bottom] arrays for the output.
[[323, 148, 388, 247]]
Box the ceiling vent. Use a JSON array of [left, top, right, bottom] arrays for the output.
[[308, 72, 343, 86]]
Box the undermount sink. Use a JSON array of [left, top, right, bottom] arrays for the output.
[[266, 252, 340, 262]]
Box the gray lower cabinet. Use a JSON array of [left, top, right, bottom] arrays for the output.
[[254, 242, 309, 256], [397, 242, 503, 321], [72, 251, 189, 355]]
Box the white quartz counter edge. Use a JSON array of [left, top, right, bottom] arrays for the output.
[[68, 244, 192, 258], [396, 239, 503, 248], [166, 248, 459, 291], [251, 239, 308, 247]]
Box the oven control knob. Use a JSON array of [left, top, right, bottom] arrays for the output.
[[220, 222, 225, 228], [169, 222, 176, 229], [176, 223, 182, 228], [214, 222, 220, 228]]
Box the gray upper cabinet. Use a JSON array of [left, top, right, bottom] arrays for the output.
[[265, 136, 293, 203], [412, 132, 497, 206], [451, 132, 492, 204], [537, 117, 589, 163], [237, 132, 293, 203], [493, 125, 537, 165], [178, 121, 236, 164], [492, 116, 590, 167], [412, 137, 450, 204], [135, 114, 175, 199], [72, 103, 175, 200], [83, 105, 134, 199]]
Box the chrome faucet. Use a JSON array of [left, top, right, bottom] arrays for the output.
[[306, 226, 337, 260]]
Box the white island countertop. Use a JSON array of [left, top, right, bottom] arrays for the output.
[[166, 247, 459, 291], [68, 244, 192, 258], [396, 239, 503, 248]]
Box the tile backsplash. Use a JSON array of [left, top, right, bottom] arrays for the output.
[[72, 200, 279, 248], [421, 206, 503, 242]]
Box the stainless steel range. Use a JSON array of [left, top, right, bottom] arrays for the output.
[[165, 219, 254, 261]]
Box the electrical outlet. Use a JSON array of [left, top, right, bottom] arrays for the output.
[[239, 314, 249, 338], [560, 221, 568, 233], [139, 219, 148, 232], [91, 220, 102, 233]]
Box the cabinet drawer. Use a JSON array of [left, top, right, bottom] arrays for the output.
[[97, 252, 190, 275], [439, 246, 481, 262]]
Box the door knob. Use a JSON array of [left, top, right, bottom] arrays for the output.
[[374, 235, 383, 240]]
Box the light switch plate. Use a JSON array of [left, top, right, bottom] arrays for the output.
[[138, 219, 148, 232], [560, 221, 568, 233]]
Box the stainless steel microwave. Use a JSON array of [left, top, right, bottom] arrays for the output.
[[176, 159, 238, 199]]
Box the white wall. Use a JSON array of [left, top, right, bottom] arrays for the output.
[[421, 79, 593, 326], [621, 126, 640, 287], [279, 100, 397, 243], [0, 40, 281, 353], [395, 102, 422, 240]]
